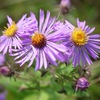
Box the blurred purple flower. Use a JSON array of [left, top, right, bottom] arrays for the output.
[[11, 10, 68, 70], [0, 54, 5, 66], [0, 91, 7, 100], [75, 77, 89, 91], [63, 18, 100, 67], [0, 14, 27, 54]]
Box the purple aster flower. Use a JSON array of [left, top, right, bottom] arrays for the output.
[[11, 10, 68, 70], [0, 14, 27, 54], [63, 18, 100, 67], [75, 77, 89, 91], [0, 54, 5, 66]]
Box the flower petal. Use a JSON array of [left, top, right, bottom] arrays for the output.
[[7, 16, 13, 25], [39, 10, 44, 32], [42, 11, 50, 33]]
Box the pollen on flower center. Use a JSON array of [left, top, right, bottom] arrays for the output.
[[72, 28, 88, 46], [31, 32, 46, 48], [3, 21, 17, 37]]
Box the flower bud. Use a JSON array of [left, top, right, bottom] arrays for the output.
[[0, 66, 10, 76], [75, 77, 89, 91], [60, 0, 71, 15]]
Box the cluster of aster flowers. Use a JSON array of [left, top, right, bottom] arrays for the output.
[[0, 9, 100, 71]]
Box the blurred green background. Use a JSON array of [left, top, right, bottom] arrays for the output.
[[0, 0, 100, 100]]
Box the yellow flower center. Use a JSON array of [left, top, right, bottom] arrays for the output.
[[31, 32, 46, 48], [72, 28, 88, 46], [3, 21, 17, 37]]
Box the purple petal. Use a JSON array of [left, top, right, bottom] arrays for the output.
[[65, 20, 74, 29], [39, 10, 44, 32], [85, 45, 99, 59], [0, 35, 7, 42], [35, 50, 40, 71], [9, 38, 13, 53], [87, 27, 95, 34], [88, 42, 100, 49], [89, 34, 100, 39], [77, 18, 80, 27], [79, 47, 87, 66], [47, 45, 65, 62], [28, 50, 37, 67], [46, 29, 64, 40], [7, 16, 12, 25], [15, 34, 22, 43], [30, 45, 37, 55], [81, 21, 86, 30], [20, 50, 33, 66], [42, 11, 50, 33], [12, 36, 22, 49], [72, 47, 78, 67], [39, 50, 44, 69], [45, 17, 56, 35], [17, 14, 27, 26], [85, 26, 91, 33], [30, 12, 38, 27], [3, 38, 11, 54], [83, 48, 92, 65], [14, 51, 27, 60], [44, 47, 57, 66], [0, 37, 9, 53], [47, 41, 67, 53], [42, 50, 48, 69]]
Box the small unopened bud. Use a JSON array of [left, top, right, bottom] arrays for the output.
[[0, 66, 10, 76], [0, 54, 6, 66], [60, 0, 71, 15], [75, 77, 89, 91]]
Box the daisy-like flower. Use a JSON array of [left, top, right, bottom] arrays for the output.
[[0, 14, 27, 54], [63, 18, 100, 67], [11, 10, 68, 70]]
